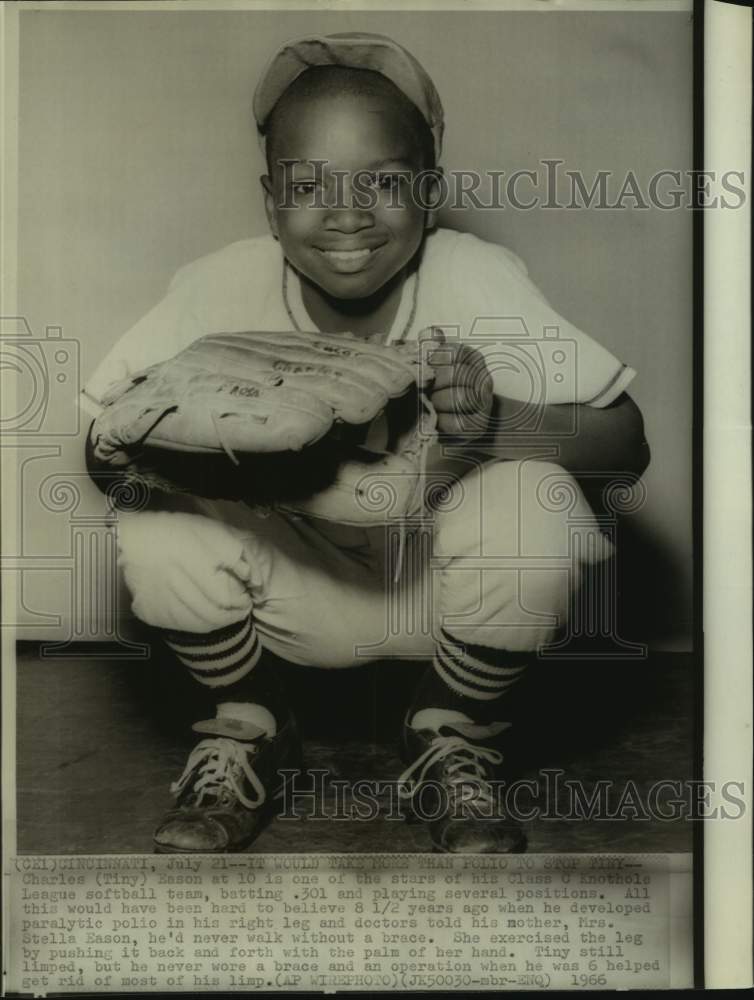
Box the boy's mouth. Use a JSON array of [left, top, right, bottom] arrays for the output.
[[315, 243, 385, 273]]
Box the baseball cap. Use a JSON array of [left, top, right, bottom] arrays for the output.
[[253, 32, 445, 162]]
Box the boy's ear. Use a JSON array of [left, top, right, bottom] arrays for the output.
[[422, 167, 445, 231], [260, 174, 279, 239]]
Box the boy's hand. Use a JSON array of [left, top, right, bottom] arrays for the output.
[[424, 329, 494, 441]]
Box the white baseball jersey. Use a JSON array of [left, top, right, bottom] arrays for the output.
[[84, 229, 630, 652], [82, 227, 636, 414]]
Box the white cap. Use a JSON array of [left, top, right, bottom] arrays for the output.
[[253, 31, 444, 162]]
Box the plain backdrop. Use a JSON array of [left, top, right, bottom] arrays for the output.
[[12, 8, 693, 648]]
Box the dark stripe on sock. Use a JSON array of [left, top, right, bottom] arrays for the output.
[[170, 618, 254, 664], [435, 654, 514, 696], [165, 615, 250, 649], [186, 638, 261, 682]]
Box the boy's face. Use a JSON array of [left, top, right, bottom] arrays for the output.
[[262, 92, 435, 301]]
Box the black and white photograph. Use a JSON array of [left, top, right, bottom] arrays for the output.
[[2, 0, 751, 991]]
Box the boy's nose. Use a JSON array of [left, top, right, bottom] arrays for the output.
[[324, 204, 375, 233], [323, 176, 375, 232]]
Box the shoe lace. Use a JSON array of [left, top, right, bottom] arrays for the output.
[[398, 734, 503, 809], [170, 737, 266, 810]]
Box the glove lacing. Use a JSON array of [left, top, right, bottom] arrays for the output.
[[210, 410, 241, 466], [170, 737, 266, 809]]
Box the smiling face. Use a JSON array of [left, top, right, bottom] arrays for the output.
[[261, 69, 438, 304]]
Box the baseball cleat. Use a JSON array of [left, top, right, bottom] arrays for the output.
[[153, 712, 301, 853], [398, 710, 527, 853]]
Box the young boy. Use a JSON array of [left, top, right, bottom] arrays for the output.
[[83, 32, 649, 854]]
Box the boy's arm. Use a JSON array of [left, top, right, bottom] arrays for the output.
[[427, 339, 650, 477], [474, 392, 651, 477]]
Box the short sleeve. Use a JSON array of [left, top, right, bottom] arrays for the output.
[[445, 233, 637, 409], [80, 236, 286, 420], [80, 264, 203, 417]]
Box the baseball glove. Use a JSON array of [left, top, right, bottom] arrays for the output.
[[90, 329, 438, 517]]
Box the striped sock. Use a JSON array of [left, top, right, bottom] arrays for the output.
[[432, 630, 529, 702], [164, 615, 262, 690], [409, 630, 530, 723]]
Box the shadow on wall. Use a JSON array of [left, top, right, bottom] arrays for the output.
[[616, 515, 691, 649]]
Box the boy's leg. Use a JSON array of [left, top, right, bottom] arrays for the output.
[[117, 502, 408, 852], [399, 457, 612, 852], [116, 508, 302, 852], [154, 614, 301, 853]]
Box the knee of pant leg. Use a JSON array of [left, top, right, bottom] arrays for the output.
[[513, 460, 614, 563], [434, 458, 573, 559], [435, 457, 610, 564], [486, 458, 584, 509], [433, 459, 517, 559], [436, 460, 610, 650], [486, 459, 601, 560]]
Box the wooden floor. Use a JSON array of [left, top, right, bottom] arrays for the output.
[[15, 643, 696, 854]]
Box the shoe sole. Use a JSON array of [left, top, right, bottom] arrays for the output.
[[402, 801, 528, 854], [430, 834, 528, 855], [152, 780, 289, 855]]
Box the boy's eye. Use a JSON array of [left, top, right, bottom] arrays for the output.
[[290, 181, 319, 195], [367, 172, 408, 191]]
